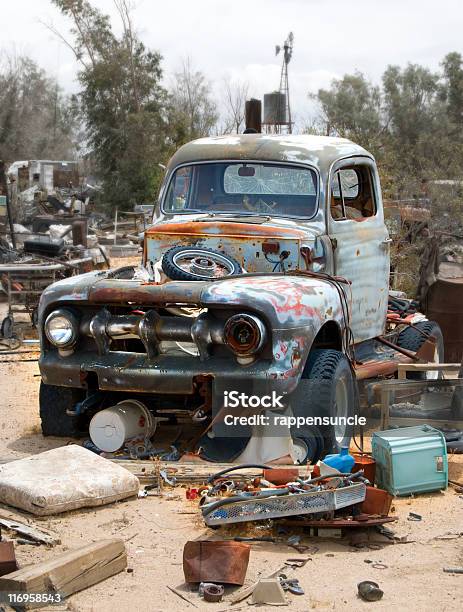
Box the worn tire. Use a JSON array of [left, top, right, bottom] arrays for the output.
[[290, 425, 324, 465], [161, 246, 242, 281], [293, 349, 357, 456], [396, 321, 444, 379], [39, 382, 85, 437], [1, 315, 14, 339]]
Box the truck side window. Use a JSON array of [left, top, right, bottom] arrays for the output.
[[165, 166, 192, 211], [331, 166, 376, 221]]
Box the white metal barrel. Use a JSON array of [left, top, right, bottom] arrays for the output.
[[89, 399, 156, 452]]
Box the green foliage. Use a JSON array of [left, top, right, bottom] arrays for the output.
[[53, 0, 170, 210], [312, 54, 463, 196], [315, 72, 383, 148]]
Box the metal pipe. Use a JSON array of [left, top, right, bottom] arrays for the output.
[[106, 315, 140, 337], [375, 335, 418, 361], [86, 312, 197, 344], [154, 316, 194, 341]]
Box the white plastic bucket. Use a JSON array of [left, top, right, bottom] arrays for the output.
[[89, 399, 156, 452]]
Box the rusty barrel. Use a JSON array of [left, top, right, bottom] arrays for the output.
[[425, 273, 463, 362]]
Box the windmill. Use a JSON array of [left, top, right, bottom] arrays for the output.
[[263, 32, 294, 134]]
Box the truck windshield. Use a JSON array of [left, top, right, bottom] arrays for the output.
[[162, 162, 318, 218]]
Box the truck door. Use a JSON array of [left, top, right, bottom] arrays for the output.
[[327, 157, 390, 343]]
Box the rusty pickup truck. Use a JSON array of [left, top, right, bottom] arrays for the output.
[[37, 134, 443, 463]]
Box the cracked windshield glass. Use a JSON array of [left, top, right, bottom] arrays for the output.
[[164, 162, 318, 217]]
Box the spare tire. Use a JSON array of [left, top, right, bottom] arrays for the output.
[[161, 246, 242, 281], [396, 320, 444, 380]]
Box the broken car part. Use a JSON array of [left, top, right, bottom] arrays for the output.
[[358, 580, 384, 602], [201, 474, 366, 526], [89, 399, 156, 453], [200, 582, 225, 603]]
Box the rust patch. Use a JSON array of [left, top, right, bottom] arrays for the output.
[[146, 221, 307, 240]]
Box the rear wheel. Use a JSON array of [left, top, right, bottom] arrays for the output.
[[39, 382, 85, 437], [396, 321, 444, 379], [292, 349, 357, 456]]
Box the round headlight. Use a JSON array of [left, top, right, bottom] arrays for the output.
[[45, 310, 78, 347], [223, 313, 266, 356]]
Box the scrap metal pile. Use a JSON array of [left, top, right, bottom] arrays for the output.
[[199, 465, 368, 526]]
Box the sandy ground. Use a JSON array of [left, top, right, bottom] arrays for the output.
[[0, 354, 461, 612], [0, 277, 462, 611]]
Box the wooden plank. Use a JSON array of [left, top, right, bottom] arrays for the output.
[[0, 518, 60, 546], [0, 539, 126, 604], [397, 362, 461, 379]]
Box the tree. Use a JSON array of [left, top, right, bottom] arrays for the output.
[[0, 53, 77, 162], [168, 58, 218, 147], [440, 52, 463, 128], [313, 72, 384, 150], [221, 78, 249, 133], [311, 59, 463, 192], [51, 0, 169, 210]]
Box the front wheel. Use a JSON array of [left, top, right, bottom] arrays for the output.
[[292, 349, 357, 455]]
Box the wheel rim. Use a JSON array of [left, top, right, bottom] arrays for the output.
[[172, 249, 237, 279], [334, 375, 349, 443]]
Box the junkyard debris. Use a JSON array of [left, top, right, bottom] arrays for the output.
[[358, 580, 384, 602], [200, 582, 225, 602], [0, 541, 17, 576], [0, 445, 139, 515], [183, 540, 250, 586], [372, 425, 448, 495], [0, 518, 59, 546], [251, 578, 287, 605], [0, 539, 126, 603]]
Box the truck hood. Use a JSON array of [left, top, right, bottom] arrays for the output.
[[145, 218, 322, 273]]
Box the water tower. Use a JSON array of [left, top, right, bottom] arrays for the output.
[[262, 32, 294, 134]]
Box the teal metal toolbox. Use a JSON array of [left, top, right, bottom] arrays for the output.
[[372, 425, 448, 496]]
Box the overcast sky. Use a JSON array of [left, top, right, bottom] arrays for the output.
[[3, 0, 463, 127]]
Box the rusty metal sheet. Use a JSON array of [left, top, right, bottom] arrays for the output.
[[145, 220, 308, 239]]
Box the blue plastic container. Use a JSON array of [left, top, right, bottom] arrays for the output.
[[372, 425, 448, 496], [323, 447, 355, 473]]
